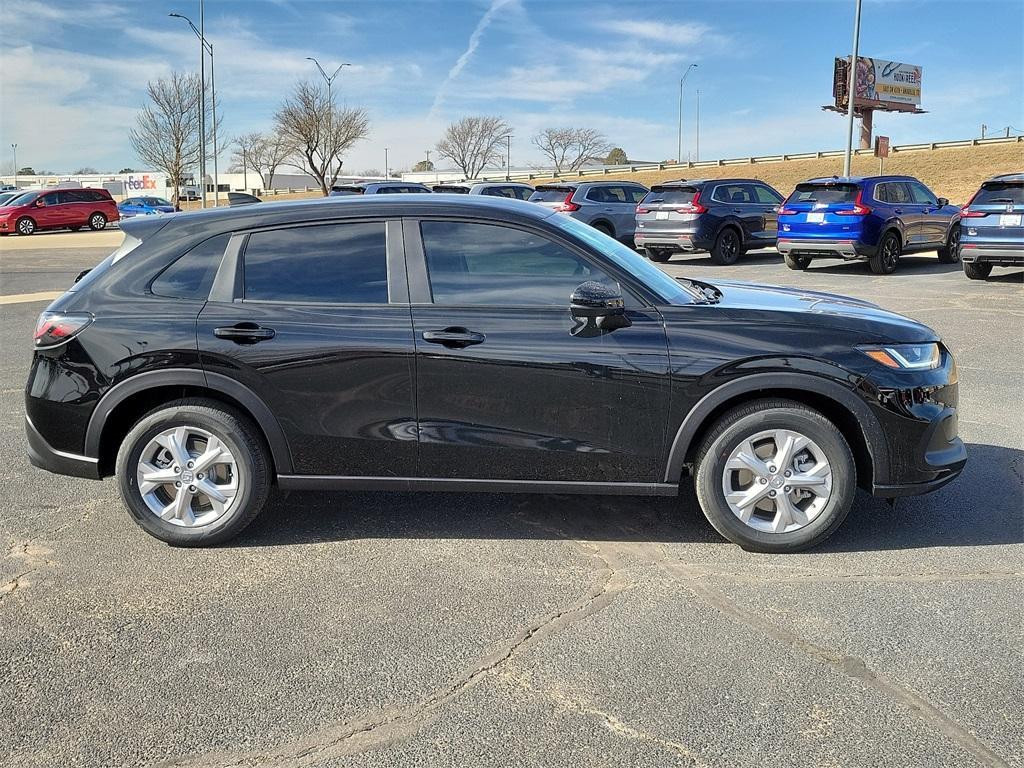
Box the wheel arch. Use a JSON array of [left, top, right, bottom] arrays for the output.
[[664, 373, 885, 490], [714, 219, 745, 247], [590, 218, 616, 237], [86, 369, 293, 477]]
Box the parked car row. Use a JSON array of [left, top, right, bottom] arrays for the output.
[[0, 188, 119, 236]]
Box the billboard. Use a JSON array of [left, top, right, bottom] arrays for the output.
[[834, 57, 922, 112]]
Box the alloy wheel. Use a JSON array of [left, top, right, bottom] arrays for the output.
[[720, 428, 833, 534], [136, 425, 241, 528], [881, 237, 899, 270], [90, 214, 106, 230], [17, 218, 35, 235], [948, 227, 961, 262]]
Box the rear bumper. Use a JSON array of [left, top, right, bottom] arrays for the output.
[[960, 244, 1024, 266], [25, 414, 101, 480], [777, 238, 876, 259], [635, 231, 712, 252]]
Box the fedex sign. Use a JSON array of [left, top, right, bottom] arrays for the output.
[[125, 174, 164, 191]]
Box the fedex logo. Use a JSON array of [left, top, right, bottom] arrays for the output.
[[126, 174, 158, 190]]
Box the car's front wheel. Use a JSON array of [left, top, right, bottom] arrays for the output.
[[88, 212, 107, 231], [16, 217, 36, 236], [868, 232, 901, 274], [115, 399, 270, 546], [963, 261, 993, 280], [694, 399, 856, 553], [937, 225, 961, 264]]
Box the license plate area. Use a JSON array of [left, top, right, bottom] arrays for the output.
[[999, 213, 1021, 227], [655, 211, 669, 220], [806, 212, 825, 223]]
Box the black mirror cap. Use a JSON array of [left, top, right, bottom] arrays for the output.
[[570, 280, 625, 316], [937, 197, 949, 207]]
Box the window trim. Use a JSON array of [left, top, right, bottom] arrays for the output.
[[149, 232, 233, 301], [402, 215, 654, 309], [710, 183, 758, 205]]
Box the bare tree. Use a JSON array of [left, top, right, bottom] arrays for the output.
[[435, 116, 512, 179], [129, 72, 218, 205], [274, 80, 370, 196], [231, 131, 290, 192], [532, 128, 611, 175]]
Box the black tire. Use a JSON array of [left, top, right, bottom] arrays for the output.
[[647, 248, 672, 263], [937, 225, 961, 263], [783, 253, 811, 270], [868, 231, 901, 274], [68, 226, 82, 232], [693, 398, 856, 553], [592, 221, 614, 238], [963, 261, 993, 280], [115, 398, 271, 546], [710, 227, 741, 265], [15, 216, 36, 236], [88, 212, 107, 231]]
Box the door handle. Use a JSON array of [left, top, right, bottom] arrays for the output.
[[733, 208, 743, 214], [893, 208, 903, 214], [214, 323, 276, 343], [422, 327, 485, 348]]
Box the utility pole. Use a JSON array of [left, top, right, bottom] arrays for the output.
[[384, 148, 389, 178], [677, 64, 697, 164], [506, 134, 511, 181], [11, 144, 16, 188], [843, 0, 863, 177], [695, 89, 701, 163], [242, 146, 247, 191], [981, 124, 987, 139]]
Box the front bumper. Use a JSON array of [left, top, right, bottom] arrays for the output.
[[960, 244, 1024, 266], [777, 238, 876, 260], [25, 414, 101, 480]]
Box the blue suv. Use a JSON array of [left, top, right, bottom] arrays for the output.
[[777, 176, 961, 274], [959, 172, 1024, 280]]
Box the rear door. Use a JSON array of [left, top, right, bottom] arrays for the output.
[[617, 185, 649, 236], [752, 183, 784, 243], [711, 183, 760, 243], [197, 219, 417, 476], [962, 179, 1024, 246]]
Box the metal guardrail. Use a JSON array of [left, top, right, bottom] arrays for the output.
[[469, 135, 1022, 183]]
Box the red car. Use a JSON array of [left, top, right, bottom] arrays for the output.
[[0, 188, 120, 236]]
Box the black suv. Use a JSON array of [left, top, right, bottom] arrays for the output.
[[25, 196, 966, 552], [634, 178, 784, 264]]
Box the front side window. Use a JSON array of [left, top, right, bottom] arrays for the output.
[[243, 222, 389, 304], [420, 220, 624, 307], [622, 186, 648, 204], [152, 233, 231, 300], [909, 182, 937, 206], [41, 192, 60, 206], [753, 185, 783, 204]]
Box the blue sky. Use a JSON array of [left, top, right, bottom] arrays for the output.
[[1, 0, 1022, 174]]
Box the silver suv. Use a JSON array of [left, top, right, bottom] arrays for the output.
[[529, 181, 649, 243], [431, 182, 535, 200]]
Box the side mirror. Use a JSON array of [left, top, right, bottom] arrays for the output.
[[936, 197, 949, 208], [570, 281, 631, 334]]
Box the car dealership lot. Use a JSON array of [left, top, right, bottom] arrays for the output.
[[1, 236, 1021, 767]]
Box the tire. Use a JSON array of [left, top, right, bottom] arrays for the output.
[[15, 217, 36, 236], [647, 248, 672, 263], [693, 398, 856, 553], [115, 398, 271, 546], [710, 228, 741, 265], [783, 253, 811, 270], [868, 231, 901, 274], [88, 212, 107, 231], [963, 261, 993, 280], [937, 225, 961, 263], [592, 222, 614, 238], [68, 226, 82, 232]]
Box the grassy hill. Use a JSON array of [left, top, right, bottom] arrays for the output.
[[527, 140, 1023, 205]]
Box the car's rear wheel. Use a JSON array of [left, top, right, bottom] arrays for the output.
[[592, 222, 614, 238], [646, 248, 672, 263], [937, 225, 961, 263], [869, 232, 901, 274], [16, 217, 36, 236], [88, 212, 107, 231], [963, 261, 993, 280], [115, 399, 270, 547], [710, 228, 741, 265], [694, 399, 856, 553], [783, 253, 811, 270]]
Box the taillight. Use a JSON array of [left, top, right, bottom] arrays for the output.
[[553, 190, 580, 212], [636, 205, 649, 214], [959, 191, 984, 217], [676, 190, 707, 214], [836, 189, 871, 216], [778, 199, 798, 215], [34, 311, 93, 348]]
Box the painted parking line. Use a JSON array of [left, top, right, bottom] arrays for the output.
[[0, 291, 63, 305]]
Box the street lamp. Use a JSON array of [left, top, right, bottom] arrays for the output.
[[307, 58, 351, 185], [505, 134, 511, 181], [11, 144, 17, 188], [384, 148, 389, 178], [843, 0, 864, 177], [677, 64, 697, 164], [170, 9, 219, 207]]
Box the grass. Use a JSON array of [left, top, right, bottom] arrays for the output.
[[526, 141, 1023, 205]]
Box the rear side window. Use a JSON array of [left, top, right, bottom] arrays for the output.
[[644, 187, 698, 205], [243, 222, 388, 304], [152, 233, 231, 300], [586, 186, 628, 203], [530, 187, 573, 202], [790, 183, 860, 204], [712, 184, 755, 204], [875, 182, 912, 204], [973, 182, 1024, 205]]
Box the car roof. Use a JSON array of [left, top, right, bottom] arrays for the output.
[[472, 181, 532, 188], [122, 193, 557, 240], [801, 175, 922, 185], [650, 178, 770, 188], [986, 172, 1024, 183]]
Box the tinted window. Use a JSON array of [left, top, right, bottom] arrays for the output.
[[41, 192, 60, 206], [644, 187, 698, 205], [753, 185, 782, 204], [243, 222, 389, 304], [713, 184, 755, 204], [622, 186, 648, 204], [974, 182, 1024, 205], [142, 197, 172, 206], [87, 190, 109, 202], [420, 221, 621, 306], [512, 186, 534, 200], [586, 186, 628, 203], [152, 233, 231, 300], [529, 187, 573, 203], [908, 182, 937, 205], [58, 190, 83, 203], [876, 182, 912, 204], [790, 183, 860, 204]]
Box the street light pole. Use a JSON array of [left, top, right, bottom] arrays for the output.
[[695, 89, 701, 163], [307, 58, 351, 183], [677, 64, 697, 164], [11, 144, 17, 188], [384, 148, 389, 178], [843, 0, 863, 177], [169, 9, 215, 207], [506, 134, 511, 181]]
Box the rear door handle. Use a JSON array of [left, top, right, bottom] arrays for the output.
[[214, 323, 276, 343], [422, 328, 485, 348]]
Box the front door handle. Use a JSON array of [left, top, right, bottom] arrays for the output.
[[893, 208, 903, 214], [422, 327, 485, 348], [214, 323, 276, 343]]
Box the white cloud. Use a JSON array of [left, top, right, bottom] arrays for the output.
[[594, 19, 719, 46]]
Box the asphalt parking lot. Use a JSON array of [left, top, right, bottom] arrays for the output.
[[1, 232, 1021, 768]]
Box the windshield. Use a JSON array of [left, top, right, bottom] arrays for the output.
[[6, 191, 39, 207], [974, 182, 1024, 205], [530, 187, 573, 203], [552, 215, 700, 305], [142, 197, 173, 206], [643, 187, 698, 205], [789, 183, 860, 204]]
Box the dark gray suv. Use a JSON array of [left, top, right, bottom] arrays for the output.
[[634, 178, 784, 264], [529, 181, 649, 243]]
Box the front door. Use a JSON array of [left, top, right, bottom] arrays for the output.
[[405, 218, 671, 483], [197, 219, 417, 476], [908, 180, 948, 247]]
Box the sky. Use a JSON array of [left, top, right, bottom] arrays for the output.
[[1, 0, 1022, 175]]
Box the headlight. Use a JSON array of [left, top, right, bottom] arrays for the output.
[[858, 343, 940, 370]]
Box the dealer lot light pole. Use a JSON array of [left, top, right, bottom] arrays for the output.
[[677, 64, 697, 164], [11, 144, 17, 188], [307, 58, 351, 183], [170, 8, 219, 207], [843, 0, 863, 177]]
